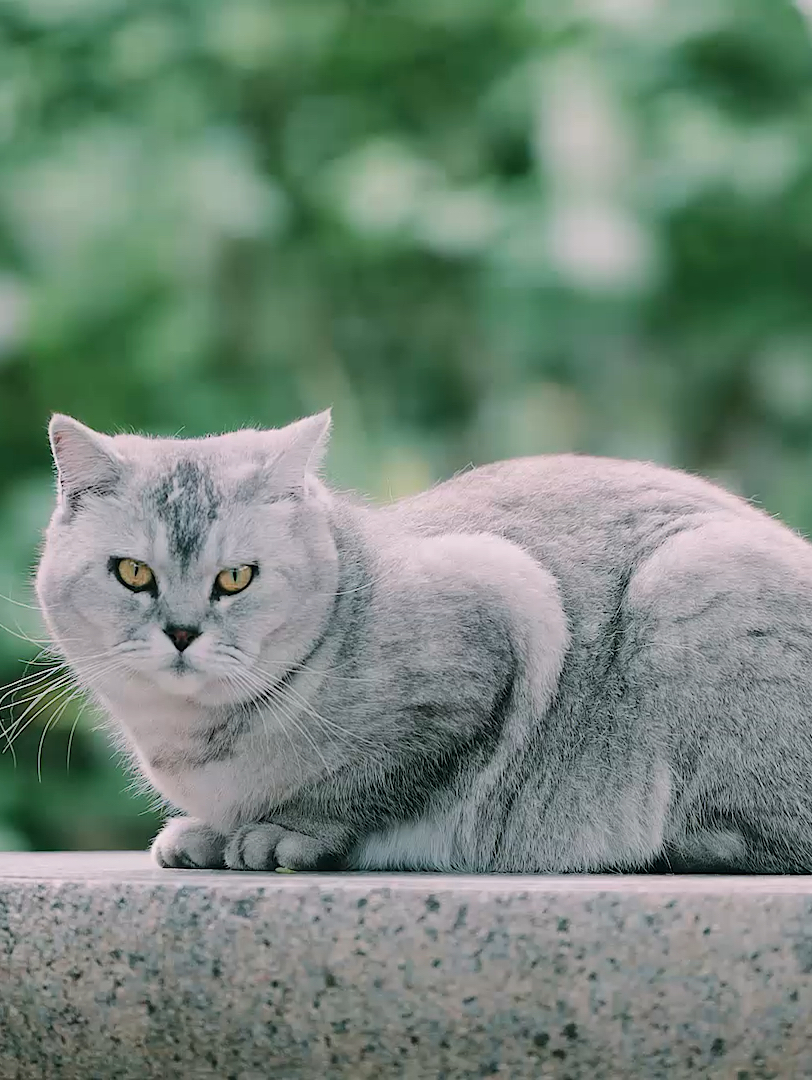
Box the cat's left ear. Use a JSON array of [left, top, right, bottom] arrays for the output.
[[273, 409, 332, 490]]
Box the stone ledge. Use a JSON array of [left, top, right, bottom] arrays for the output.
[[1, 853, 811, 1079]]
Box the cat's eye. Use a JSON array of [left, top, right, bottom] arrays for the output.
[[214, 565, 255, 596], [113, 558, 156, 593]]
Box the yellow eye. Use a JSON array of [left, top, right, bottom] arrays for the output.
[[215, 565, 255, 595], [115, 558, 155, 592]]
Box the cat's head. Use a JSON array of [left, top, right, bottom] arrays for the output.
[[36, 412, 339, 707]]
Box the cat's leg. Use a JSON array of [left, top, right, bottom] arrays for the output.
[[654, 807, 812, 874], [152, 816, 227, 869], [224, 821, 353, 871], [738, 824, 812, 874], [645, 824, 752, 874], [628, 525, 812, 875]]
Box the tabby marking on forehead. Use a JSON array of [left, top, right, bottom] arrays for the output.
[[150, 460, 220, 570]]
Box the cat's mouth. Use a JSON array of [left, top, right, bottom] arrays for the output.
[[150, 659, 210, 700], [169, 654, 198, 677]]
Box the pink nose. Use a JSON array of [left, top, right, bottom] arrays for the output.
[[164, 625, 200, 653]]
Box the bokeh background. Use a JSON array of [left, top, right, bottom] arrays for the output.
[[1, 0, 811, 850]]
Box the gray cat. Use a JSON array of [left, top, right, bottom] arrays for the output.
[[34, 411, 812, 873]]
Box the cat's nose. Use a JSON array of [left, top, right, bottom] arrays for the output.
[[164, 625, 201, 653]]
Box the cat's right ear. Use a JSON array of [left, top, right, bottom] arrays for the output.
[[48, 414, 122, 508]]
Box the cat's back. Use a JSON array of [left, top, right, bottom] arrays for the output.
[[374, 451, 812, 656], [370, 452, 812, 622], [382, 452, 765, 560]]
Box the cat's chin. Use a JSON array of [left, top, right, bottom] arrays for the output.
[[147, 667, 258, 707], [149, 667, 212, 699]]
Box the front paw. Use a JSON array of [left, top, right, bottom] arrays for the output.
[[225, 823, 343, 871], [152, 817, 227, 869]]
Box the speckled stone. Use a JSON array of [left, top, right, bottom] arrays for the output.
[[1, 854, 812, 1079]]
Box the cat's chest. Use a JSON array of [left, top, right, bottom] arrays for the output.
[[137, 727, 299, 832], [147, 758, 253, 830]]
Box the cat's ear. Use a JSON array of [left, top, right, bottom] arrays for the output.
[[271, 409, 332, 491], [48, 414, 123, 506]]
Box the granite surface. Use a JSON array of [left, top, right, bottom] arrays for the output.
[[1, 853, 812, 1079]]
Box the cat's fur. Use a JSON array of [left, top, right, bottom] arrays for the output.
[[35, 412, 812, 873]]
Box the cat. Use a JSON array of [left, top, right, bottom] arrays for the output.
[[34, 410, 812, 874]]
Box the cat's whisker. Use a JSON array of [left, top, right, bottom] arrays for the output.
[[4, 617, 43, 642], [252, 656, 382, 687], [268, 689, 331, 774], [65, 698, 91, 774], [222, 667, 309, 783], [2, 668, 80, 734], [4, 679, 84, 754], [4, 686, 80, 754], [321, 558, 409, 600], [0, 618, 51, 648], [2, 655, 121, 753], [37, 694, 76, 782], [210, 654, 380, 760], [0, 591, 76, 613], [0, 674, 62, 750], [0, 664, 75, 708], [227, 666, 314, 782], [231, 672, 278, 758], [0, 592, 42, 611], [0, 649, 119, 727], [273, 678, 380, 751], [1, 644, 122, 694]]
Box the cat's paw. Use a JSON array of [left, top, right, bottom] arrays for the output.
[[152, 817, 227, 869], [224, 823, 342, 871]]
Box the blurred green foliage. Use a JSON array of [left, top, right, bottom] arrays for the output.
[[1, 0, 811, 850]]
